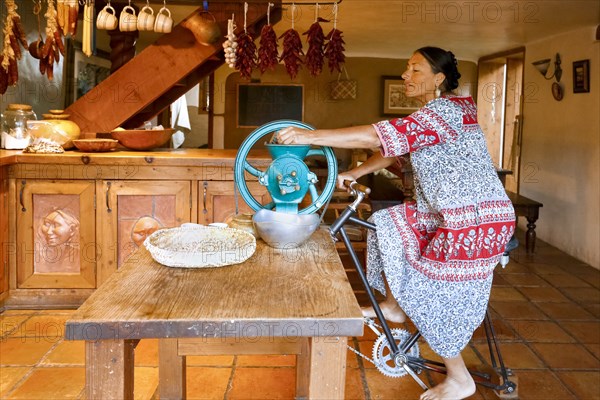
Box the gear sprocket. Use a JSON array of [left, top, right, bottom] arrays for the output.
[[372, 328, 421, 378]]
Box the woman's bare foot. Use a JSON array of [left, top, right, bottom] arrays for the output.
[[361, 301, 406, 323], [419, 375, 476, 400]]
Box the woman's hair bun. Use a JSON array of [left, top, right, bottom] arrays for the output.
[[417, 47, 461, 91]]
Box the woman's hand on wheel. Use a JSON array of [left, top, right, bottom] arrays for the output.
[[276, 127, 313, 145]]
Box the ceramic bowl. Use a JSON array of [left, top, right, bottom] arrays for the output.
[[72, 139, 119, 152], [252, 209, 320, 249], [110, 128, 174, 150]]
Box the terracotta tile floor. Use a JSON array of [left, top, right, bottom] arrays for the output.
[[1, 230, 599, 399]]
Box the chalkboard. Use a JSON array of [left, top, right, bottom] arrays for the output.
[[237, 84, 304, 128]]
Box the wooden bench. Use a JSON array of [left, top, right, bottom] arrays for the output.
[[506, 191, 543, 253]]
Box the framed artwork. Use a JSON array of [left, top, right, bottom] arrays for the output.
[[573, 59, 590, 93], [381, 76, 420, 116]]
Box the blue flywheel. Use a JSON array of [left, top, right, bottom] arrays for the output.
[[233, 120, 337, 215]]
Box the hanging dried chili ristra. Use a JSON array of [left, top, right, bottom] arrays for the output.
[[1, 0, 28, 93], [235, 31, 257, 80], [279, 28, 303, 79], [324, 3, 345, 74], [303, 14, 327, 77], [278, 4, 303, 80], [324, 28, 345, 73], [235, 3, 257, 80], [39, 0, 65, 81], [257, 3, 278, 74], [257, 24, 278, 74]]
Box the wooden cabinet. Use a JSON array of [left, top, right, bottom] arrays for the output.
[[199, 180, 270, 224], [96, 180, 191, 285], [0, 166, 8, 298], [0, 150, 271, 309], [16, 179, 96, 289]]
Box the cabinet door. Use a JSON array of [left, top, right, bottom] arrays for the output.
[[97, 180, 191, 284], [199, 181, 271, 224], [0, 167, 8, 295], [16, 180, 96, 289]]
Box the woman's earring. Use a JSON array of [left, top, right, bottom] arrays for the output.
[[435, 85, 441, 98]]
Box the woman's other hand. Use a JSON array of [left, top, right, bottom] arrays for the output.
[[277, 126, 314, 145], [336, 172, 357, 191]]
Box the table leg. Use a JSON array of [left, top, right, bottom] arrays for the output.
[[526, 216, 537, 253], [159, 338, 186, 400], [297, 337, 348, 400], [85, 339, 135, 400]]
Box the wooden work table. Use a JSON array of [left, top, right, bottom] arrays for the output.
[[64, 228, 363, 399]]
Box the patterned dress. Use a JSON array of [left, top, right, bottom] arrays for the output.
[[368, 95, 515, 358]]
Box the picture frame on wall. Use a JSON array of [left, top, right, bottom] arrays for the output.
[[381, 76, 420, 116], [73, 49, 111, 101], [573, 59, 590, 93], [63, 41, 111, 106]]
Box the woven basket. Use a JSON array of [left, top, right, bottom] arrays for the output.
[[144, 225, 256, 268], [329, 67, 357, 100]]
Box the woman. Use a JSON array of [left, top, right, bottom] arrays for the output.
[[278, 47, 515, 400]]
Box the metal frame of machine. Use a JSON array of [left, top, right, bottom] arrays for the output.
[[329, 181, 518, 397]]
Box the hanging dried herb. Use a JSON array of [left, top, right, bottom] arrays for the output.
[[279, 28, 303, 79], [257, 24, 278, 74], [324, 28, 345, 74], [235, 31, 257, 80]]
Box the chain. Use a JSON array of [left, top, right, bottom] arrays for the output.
[[347, 343, 378, 366], [346, 318, 385, 368]]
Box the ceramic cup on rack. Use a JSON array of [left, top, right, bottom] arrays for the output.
[[137, 5, 155, 31], [154, 7, 173, 33], [96, 5, 118, 30], [119, 5, 138, 32]]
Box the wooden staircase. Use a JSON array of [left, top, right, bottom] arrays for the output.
[[66, 1, 281, 133]]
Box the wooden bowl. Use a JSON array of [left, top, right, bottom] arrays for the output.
[[110, 128, 174, 150], [73, 139, 119, 152]]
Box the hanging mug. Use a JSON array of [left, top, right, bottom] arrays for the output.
[[96, 5, 118, 30], [137, 5, 155, 31], [154, 7, 173, 33], [119, 5, 138, 32]]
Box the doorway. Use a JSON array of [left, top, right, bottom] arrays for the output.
[[477, 48, 525, 193]]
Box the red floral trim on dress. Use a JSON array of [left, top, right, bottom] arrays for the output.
[[386, 203, 515, 281], [373, 99, 461, 158]]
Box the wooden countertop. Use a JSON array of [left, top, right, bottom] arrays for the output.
[[0, 148, 271, 167]]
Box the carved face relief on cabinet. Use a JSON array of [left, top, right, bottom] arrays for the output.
[[131, 216, 161, 247], [34, 195, 81, 273], [117, 194, 175, 267]]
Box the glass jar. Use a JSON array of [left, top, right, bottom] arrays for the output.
[[1, 104, 37, 149]]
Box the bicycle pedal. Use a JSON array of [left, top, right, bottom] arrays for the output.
[[493, 374, 518, 400]]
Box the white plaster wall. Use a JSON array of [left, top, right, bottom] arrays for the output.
[[522, 26, 600, 268]]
